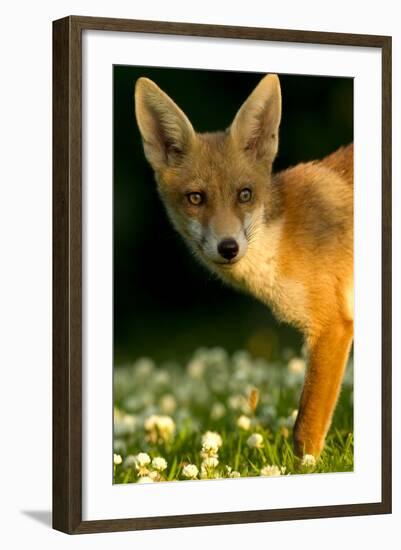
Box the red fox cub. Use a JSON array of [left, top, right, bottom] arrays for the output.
[[135, 74, 353, 459]]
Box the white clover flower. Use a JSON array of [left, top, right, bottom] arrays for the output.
[[228, 394, 252, 415], [113, 453, 122, 466], [196, 349, 207, 362], [122, 454, 136, 469], [182, 464, 199, 479], [114, 407, 124, 422], [228, 394, 243, 410], [134, 357, 155, 378], [137, 476, 154, 483], [260, 464, 281, 477], [143, 415, 161, 430], [202, 456, 219, 469], [237, 415, 251, 431], [156, 415, 175, 441], [152, 457, 168, 472], [208, 347, 228, 366], [226, 466, 241, 478], [122, 413, 137, 429], [135, 452, 151, 467], [247, 433, 264, 449], [288, 357, 306, 375], [187, 358, 206, 379], [154, 370, 170, 386], [148, 470, 161, 481], [201, 431, 222, 449], [159, 394, 177, 415], [114, 413, 137, 437], [210, 402, 226, 420], [200, 456, 219, 478], [200, 440, 219, 459], [232, 350, 252, 370], [134, 452, 151, 477], [144, 414, 175, 444], [301, 454, 316, 468]]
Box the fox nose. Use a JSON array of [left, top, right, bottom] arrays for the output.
[[218, 238, 239, 260]]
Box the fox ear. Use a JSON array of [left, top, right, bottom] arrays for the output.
[[230, 74, 281, 165], [135, 78, 195, 171]]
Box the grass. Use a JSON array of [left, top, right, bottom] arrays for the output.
[[113, 347, 353, 483]]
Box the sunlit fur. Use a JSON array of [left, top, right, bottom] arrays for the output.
[[135, 74, 354, 458]]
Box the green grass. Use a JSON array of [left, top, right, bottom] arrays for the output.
[[113, 348, 353, 483]]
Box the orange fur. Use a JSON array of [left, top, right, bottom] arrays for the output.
[[275, 146, 353, 456]]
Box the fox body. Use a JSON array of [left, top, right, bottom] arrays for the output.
[[135, 74, 354, 458]]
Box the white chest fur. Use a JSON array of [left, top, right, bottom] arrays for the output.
[[218, 217, 309, 331]]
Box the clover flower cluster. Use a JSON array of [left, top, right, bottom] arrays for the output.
[[144, 414, 176, 444], [112, 347, 353, 482], [120, 452, 169, 483]]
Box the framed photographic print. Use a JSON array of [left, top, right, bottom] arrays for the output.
[[53, 16, 392, 534]]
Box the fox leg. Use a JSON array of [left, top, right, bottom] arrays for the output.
[[293, 317, 354, 458]]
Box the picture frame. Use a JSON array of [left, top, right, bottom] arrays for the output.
[[52, 15, 392, 534]]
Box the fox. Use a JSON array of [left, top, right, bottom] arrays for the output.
[[134, 74, 353, 459]]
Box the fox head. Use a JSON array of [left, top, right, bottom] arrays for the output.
[[135, 74, 282, 270]]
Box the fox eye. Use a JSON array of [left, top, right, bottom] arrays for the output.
[[187, 192, 204, 206], [238, 188, 252, 203]]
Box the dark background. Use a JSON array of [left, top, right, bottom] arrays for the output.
[[114, 66, 353, 365]]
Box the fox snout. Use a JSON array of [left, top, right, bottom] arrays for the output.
[[203, 231, 247, 265], [185, 216, 249, 266], [217, 239, 239, 261]]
